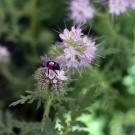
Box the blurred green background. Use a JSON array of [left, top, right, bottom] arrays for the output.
[[0, 0, 135, 135]]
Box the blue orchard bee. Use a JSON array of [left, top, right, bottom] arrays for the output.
[[42, 60, 61, 79]]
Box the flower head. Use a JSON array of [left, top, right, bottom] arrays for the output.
[[58, 27, 97, 69], [108, 0, 129, 15], [34, 57, 68, 97], [69, 0, 94, 24], [0, 45, 10, 64]]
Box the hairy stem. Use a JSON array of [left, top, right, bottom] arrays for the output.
[[42, 96, 53, 123]]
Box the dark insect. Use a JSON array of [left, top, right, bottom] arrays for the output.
[[43, 61, 60, 76]]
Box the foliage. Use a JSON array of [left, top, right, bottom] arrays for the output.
[[0, 0, 135, 135]]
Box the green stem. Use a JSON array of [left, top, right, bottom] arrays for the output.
[[42, 96, 53, 123]]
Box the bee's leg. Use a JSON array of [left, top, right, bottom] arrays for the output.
[[53, 69, 58, 75]]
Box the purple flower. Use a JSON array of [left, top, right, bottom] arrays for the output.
[[69, 0, 94, 24], [80, 36, 96, 66], [59, 27, 83, 41], [0, 45, 10, 64], [45, 69, 68, 81], [58, 27, 97, 69], [63, 47, 79, 68], [108, 0, 129, 15], [128, 0, 135, 10]]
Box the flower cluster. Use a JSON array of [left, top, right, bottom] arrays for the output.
[[108, 0, 129, 15], [69, 0, 94, 24], [34, 26, 97, 98], [0, 45, 10, 64], [68, 0, 135, 24], [58, 26, 97, 68], [108, 0, 135, 15]]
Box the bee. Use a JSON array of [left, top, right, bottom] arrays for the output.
[[46, 61, 60, 74]]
